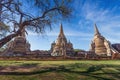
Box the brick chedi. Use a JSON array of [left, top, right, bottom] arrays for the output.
[[90, 24, 117, 56], [3, 28, 31, 56], [51, 24, 74, 57]]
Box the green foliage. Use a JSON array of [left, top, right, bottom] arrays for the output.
[[0, 22, 10, 38], [74, 49, 85, 53]]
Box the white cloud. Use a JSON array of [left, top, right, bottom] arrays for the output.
[[76, 0, 120, 44], [27, 0, 120, 50]]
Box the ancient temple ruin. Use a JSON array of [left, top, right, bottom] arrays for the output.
[[51, 24, 74, 57], [0, 23, 119, 60], [2, 28, 31, 57], [90, 24, 118, 57]]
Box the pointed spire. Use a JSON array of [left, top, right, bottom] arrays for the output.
[[94, 23, 101, 36], [60, 23, 64, 35], [58, 23, 65, 38]]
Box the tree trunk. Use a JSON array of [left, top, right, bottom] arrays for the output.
[[0, 33, 18, 48], [0, 29, 22, 48], [0, 21, 26, 48]]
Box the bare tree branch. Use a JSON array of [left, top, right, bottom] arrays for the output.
[[0, 0, 73, 48]]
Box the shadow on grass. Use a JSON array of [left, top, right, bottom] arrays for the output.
[[0, 64, 119, 80], [20, 63, 39, 68]]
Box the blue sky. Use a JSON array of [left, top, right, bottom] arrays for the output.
[[26, 0, 120, 51]]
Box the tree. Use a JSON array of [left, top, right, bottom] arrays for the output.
[[0, 0, 73, 48], [0, 22, 10, 37], [0, 0, 12, 37]]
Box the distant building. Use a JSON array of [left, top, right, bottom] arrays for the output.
[[51, 24, 74, 57], [30, 50, 51, 57], [112, 44, 120, 53]]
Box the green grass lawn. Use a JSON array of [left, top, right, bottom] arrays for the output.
[[0, 60, 119, 80]]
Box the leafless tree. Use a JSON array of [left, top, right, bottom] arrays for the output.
[[0, 0, 73, 48]]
